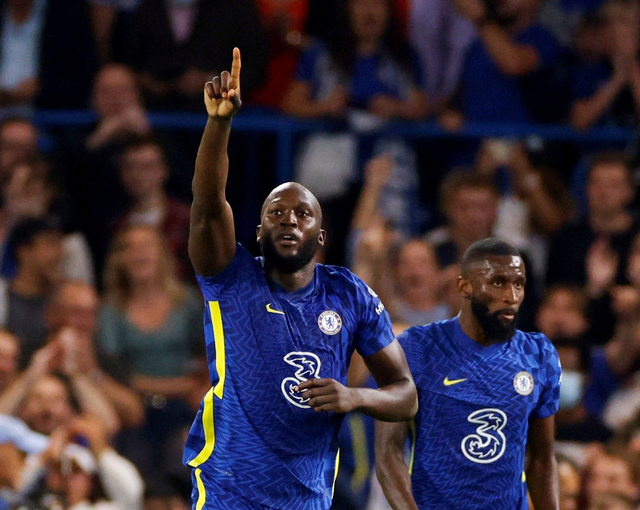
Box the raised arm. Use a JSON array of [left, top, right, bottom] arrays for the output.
[[375, 420, 420, 510], [189, 48, 242, 277]]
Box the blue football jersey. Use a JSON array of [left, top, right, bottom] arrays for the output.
[[399, 317, 561, 510], [183, 244, 394, 510]]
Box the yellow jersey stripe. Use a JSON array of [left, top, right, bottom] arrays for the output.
[[408, 419, 417, 476], [348, 415, 370, 492], [209, 301, 226, 399], [194, 468, 207, 510], [188, 387, 215, 467], [332, 449, 341, 497]]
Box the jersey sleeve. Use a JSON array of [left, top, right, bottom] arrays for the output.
[[532, 336, 561, 419], [195, 244, 256, 301], [352, 278, 395, 357]]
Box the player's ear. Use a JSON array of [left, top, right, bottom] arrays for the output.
[[318, 229, 326, 246], [458, 276, 472, 299], [256, 224, 262, 243]]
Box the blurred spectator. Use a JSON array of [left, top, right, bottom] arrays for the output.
[[248, 0, 312, 109], [126, 0, 268, 111], [571, 0, 640, 129], [0, 117, 38, 181], [474, 139, 573, 281], [0, 0, 98, 112], [0, 218, 64, 367], [88, 0, 141, 63], [98, 225, 203, 490], [0, 162, 95, 285], [450, 0, 561, 122], [408, 0, 475, 108], [115, 138, 192, 283], [86, 65, 150, 152], [425, 169, 498, 268], [582, 447, 639, 507], [282, 0, 428, 120], [45, 281, 144, 429], [558, 454, 581, 510], [20, 416, 143, 510], [4, 368, 118, 437], [63, 64, 149, 279], [0, 331, 19, 394], [546, 152, 638, 288], [587, 493, 636, 510], [536, 284, 590, 344]]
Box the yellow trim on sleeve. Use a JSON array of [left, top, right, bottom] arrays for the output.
[[194, 468, 207, 510], [209, 301, 226, 399], [188, 387, 215, 468]]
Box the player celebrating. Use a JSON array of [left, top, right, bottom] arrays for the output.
[[184, 48, 418, 510], [376, 238, 561, 510]]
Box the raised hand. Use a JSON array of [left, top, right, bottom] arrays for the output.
[[204, 47, 242, 118], [586, 237, 619, 297]]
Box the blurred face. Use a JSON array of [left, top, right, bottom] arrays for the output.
[[559, 460, 581, 510], [448, 187, 498, 240], [93, 65, 140, 118], [497, 0, 540, 22], [18, 231, 64, 286], [49, 284, 99, 338], [120, 145, 168, 202], [258, 186, 325, 274], [461, 255, 526, 342], [121, 228, 163, 284], [536, 288, 588, 340], [587, 163, 634, 218], [586, 455, 638, 502], [0, 121, 37, 175], [46, 461, 93, 506], [396, 241, 439, 295], [20, 376, 74, 435], [349, 0, 389, 45], [0, 333, 18, 390]]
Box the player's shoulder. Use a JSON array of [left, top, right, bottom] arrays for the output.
[[398, 318, 456, 349], [514, 329, 558, 360], [317, 264, 375, 297], [196, 243, 263, 290]]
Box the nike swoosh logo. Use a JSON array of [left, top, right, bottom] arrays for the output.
[[266, 303, 285, 315], [443, 377, 467, 386]]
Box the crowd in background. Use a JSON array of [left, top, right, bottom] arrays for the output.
[[0, 0, 639, 509]]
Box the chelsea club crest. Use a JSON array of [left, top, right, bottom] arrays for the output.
[[318, 311, 342, 335], [513, 371, 534, 396]]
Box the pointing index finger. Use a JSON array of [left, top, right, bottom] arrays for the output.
[[230, 47, 241, 89]]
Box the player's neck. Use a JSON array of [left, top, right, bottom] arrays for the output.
[[266, 262, 316, 292], [457, 310, 501, 347]]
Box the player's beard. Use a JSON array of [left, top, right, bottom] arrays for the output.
[[470, 298, 518, 343], [261, 233, 320, 274]]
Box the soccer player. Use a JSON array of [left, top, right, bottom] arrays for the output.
[[184, 48, 418, 510], [376, 238, 561, 510]]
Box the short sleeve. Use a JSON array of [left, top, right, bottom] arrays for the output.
[[532, 338, 561, 419], [352, 279, 395, 357], [196, 244, 257, 301]]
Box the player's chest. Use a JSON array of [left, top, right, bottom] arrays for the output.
[[417, 350, 542, 414]]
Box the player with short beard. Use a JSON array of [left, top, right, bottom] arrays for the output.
[[376, 238, 561, 510], [183, 48, 417, 510]]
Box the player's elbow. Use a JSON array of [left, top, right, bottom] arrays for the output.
[[397, 378, 418, 421]]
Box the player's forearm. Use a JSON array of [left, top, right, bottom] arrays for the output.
[[376, 451, 419, 510], [352, 379, 417, 421], [526, 455, 559, 510], [192, 117, 232, 216]]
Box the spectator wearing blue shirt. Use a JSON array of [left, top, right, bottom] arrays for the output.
[[450, 0, 560, 122], [282, 0, 428, 120], [570, 0, 640, 129]]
